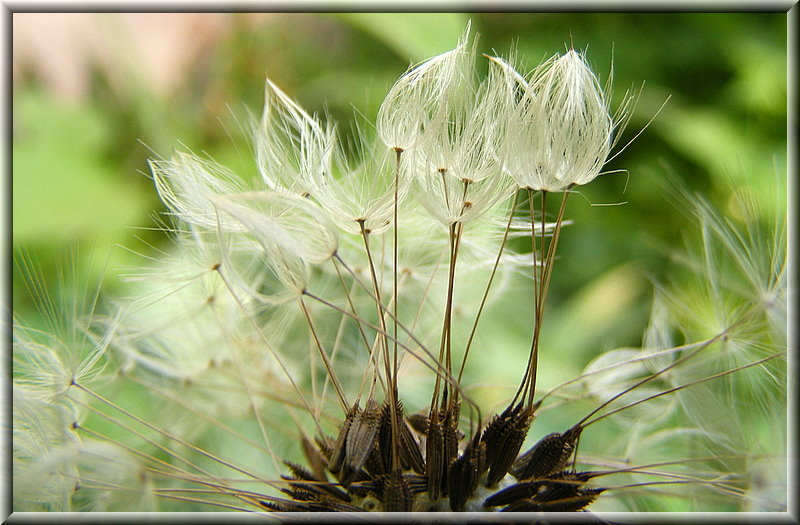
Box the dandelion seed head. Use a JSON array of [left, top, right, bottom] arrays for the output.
[[12, 27, 785, 515], [13, 292, 112, 403]]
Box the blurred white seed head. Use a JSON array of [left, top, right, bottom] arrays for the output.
[[15, 437, 155, 512], [151, 152, 246, 230], [12, 265, 114, 404], [211, 191, 339, 264]]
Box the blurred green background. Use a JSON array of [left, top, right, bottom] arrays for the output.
[[12, 12, 787, 368]]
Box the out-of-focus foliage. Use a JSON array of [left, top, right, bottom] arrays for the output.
[[12, 11, 786, 369]]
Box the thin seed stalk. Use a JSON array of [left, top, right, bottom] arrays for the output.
[[358, 221, 392, 385], [325, 255, 483, 418], [393, 148, 402, 385], [432, 223, 459, 410], [526, 188, 572, 408], [523, 190, 549, 407], [459, 192, 519, 383], [512, 189, 540, 406], [539, 186, 573, 318], [331, 256, 374, 366], [433, 179, 470, 410], [357, 220, 400, 471], [298, 297, 349, 412]]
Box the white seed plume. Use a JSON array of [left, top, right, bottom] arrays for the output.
[[312, 136, 411, 236], [212, 191, 339, 264], [254, 79, 335, 196], [408, 72, 514, 225], [377, 25, 473, 152], [151, 152, 247, 231], [498, 49, 616, 191]]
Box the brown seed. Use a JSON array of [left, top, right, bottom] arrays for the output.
[[443, 403, 461, 464], [484, 471, 592, 507], [425, 409, 444, 501], [282, 461, 352, 503], [498, 497, 537, 512], [482, 402, 534, 486], [329, 404, 359, 475], [258, 499, 291, 512], [511, 426, 582, 480], [279, 482, 316, 502], [407, 413, 429, 435], [527, 484, 603, 512], [484, 480, 546, 508], [394, 403, 426, 475], [497, 480, 602, 512], [440, 403, 461, 494], [283, 461, 316, 482], [375, 401, 424, 475], [377, 400, 416, 474], [400, 422, 426, 475], [364, 440, 388, 478], [301, 435, 329, 482], [378, 401, 394, 473], [382, 471, 413, 512], [447, 434, 486, 511], [341, 398, 381, 485], [314, 434, 335, 461]]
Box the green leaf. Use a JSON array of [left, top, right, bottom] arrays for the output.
[[656, 105, 786, 217], [335, 13, 472, 63], [13, 89, 152, 242]]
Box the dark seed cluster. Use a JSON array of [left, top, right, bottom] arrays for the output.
[[260, 399, 602, 513]]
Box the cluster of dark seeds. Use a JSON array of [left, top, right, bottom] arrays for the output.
[[259, 398, 602, 513]]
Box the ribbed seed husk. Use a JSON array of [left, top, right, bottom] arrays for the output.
[[511, 426, 582, 480], [482, 402, 534, 486]]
